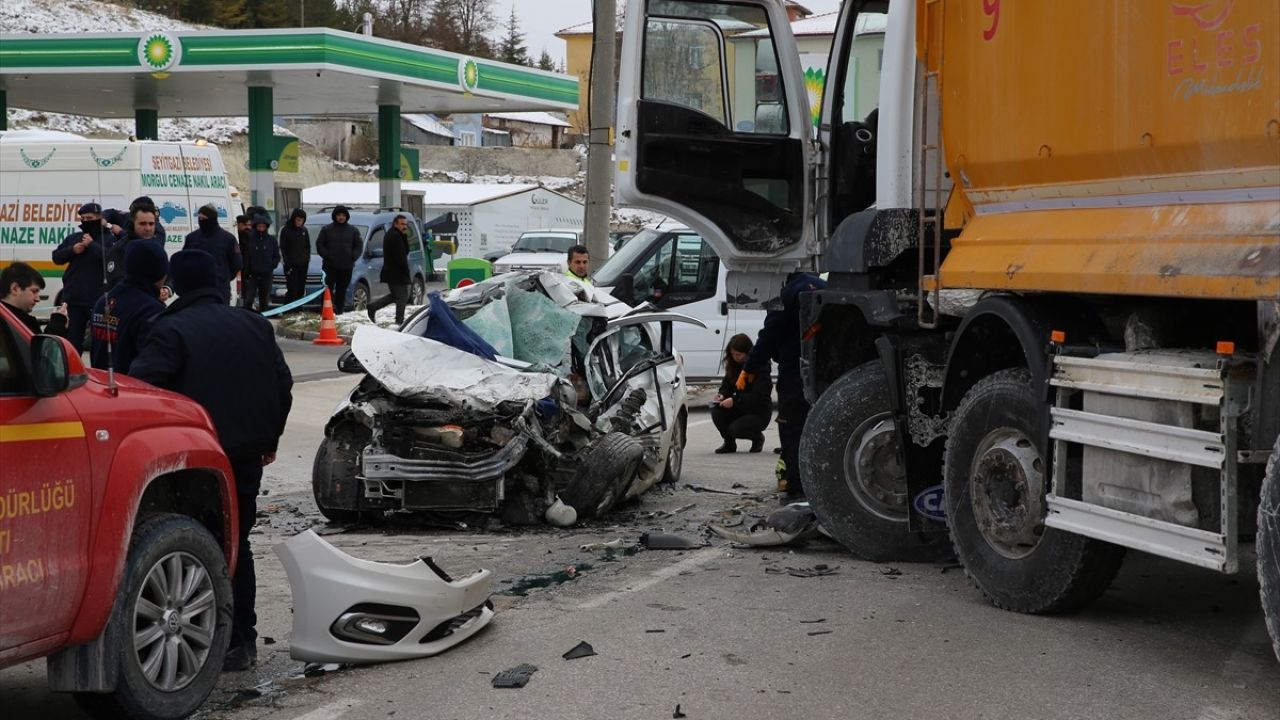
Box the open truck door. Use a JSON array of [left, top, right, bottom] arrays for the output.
[[615, 0, 813, 305]]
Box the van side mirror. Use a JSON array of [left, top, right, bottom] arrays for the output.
[[613, 273, 636, 306], [31, 335, 71, 396]]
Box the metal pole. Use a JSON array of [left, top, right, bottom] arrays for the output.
[[300, 0, 305, 27], [583, 0, 616, 273]]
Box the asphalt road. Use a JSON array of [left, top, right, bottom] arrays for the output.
[[2, 338, 1276, 720]]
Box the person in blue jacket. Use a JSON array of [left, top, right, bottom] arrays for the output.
[[742, 271, 826, 500], [51, 202, 110, 353], [241, 214, 280, 312], [89, 240, 167, 374], [183, 204, 242, 304]]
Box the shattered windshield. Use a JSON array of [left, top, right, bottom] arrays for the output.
[[511, 233, 579, 253], [585, 325, 658, 400]]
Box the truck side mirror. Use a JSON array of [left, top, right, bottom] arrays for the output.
[[614, 273, 636, 306], [31, 335, 71, 396]]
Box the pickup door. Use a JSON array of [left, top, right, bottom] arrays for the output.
[[615, 0, 813, 279]]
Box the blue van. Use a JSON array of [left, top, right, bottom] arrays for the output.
[[271, 209, 434, 310]]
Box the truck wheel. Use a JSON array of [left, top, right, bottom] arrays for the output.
[[561, 432, 644, 519], [944, 368, 1125, 613], [1258, 435, 1280, 661], [410, 276, 426, 305], [74, 513, 231, 720], [352, 281, 371, 311], [661, 410, 687, 484], [313, 424, 371, 523], [799, 361, 951, 562]]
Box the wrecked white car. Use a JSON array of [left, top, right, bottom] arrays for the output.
[[313, 271, 701, 525]]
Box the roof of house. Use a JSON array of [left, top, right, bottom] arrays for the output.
[[557, 17, 757, 36], [737, 11, 885, 39], [304, 182, 541, 207], [488, 111, 571, 128], [403, 113, 456, 140]]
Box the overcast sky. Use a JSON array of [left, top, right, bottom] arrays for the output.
[[515, 0, 845, 65]]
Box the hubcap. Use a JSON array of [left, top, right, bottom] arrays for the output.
[[132, 551, 217, 691], [353, 285, 369, 310], [842, 415, 908, 522], [411, 280, 425, 304], [667, 422, 684, 479], [969, 429, 1046, 559]]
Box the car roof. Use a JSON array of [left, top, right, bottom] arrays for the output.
[[520, 228, 580, 235]]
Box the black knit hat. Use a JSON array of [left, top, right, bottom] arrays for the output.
[[169, 249, 217, 295], [124, 240, 168, 284]]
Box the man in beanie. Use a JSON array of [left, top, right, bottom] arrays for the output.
[[89, 240, 168, 374], [241, 214, 280, 311], [130, 249, 293, 673], [315, 205, 362, 313], [51, 202, 110, 353], [279, 208, 311, 303], [184, 204, 242, 304]]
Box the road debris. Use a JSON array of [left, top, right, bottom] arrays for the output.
[[580, 538, 627, 551], [807, 630, 833, 636], [501, 563, 593, 596], [673, 704, 688, 718], [880, 567, 902, 577], [708, 502, 824, 546], [563, 641, 597, 660], [766, 564, 839, 578], [684, 483, 746, 495], [641, 532, 703, 550], [492, 663, 538, 688]]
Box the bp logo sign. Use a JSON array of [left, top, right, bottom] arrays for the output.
[[138, 32, 181, 72], [459, 59, 479, 93]]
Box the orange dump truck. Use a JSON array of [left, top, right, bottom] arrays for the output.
[[615, 0, 1279, 656]]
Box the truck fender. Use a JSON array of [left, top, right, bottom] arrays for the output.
[[65, 427, 235, 646], [941, 295, 1055, 417]]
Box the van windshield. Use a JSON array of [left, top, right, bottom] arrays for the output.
[[511, 233, 579, 253], [304, 223, 369, 253], [593, 228, 664, 286]]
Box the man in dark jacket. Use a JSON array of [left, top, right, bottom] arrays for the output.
[[104, 206, 165, 292], [315, 205, 362, 314], [51, 202, 110, 353], [1, 261, 68, 336], [105, 195, 167, 244], [89, 240, 167, 374], [366, 214, 412, 324], [744, 271, 826, 499], [183, 204, 242, 304], [130, 249, 293, 673], [279, 208, 311, 303], [241, 214, 280, 312]]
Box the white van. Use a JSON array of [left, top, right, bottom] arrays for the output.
[[0, 130, 236, 309], [593, 225, 765, 382]]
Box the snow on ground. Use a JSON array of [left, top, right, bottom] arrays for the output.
[[5, 109, 293, 144], [3, 0, 207, 34]]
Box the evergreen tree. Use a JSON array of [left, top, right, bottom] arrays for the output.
[[250, 0, 291, 28], [497, 3, 528, 66], [536, 48, 555, 72], [212, 0, 251, 27], [423, 0, 463, 52], [181, 0, 217, 24]]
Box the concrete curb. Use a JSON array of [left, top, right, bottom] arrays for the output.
[[273, 320, 351, 344]]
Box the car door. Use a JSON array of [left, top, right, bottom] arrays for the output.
[[616, 0, 813, 282], [0, 317, 92, 650]]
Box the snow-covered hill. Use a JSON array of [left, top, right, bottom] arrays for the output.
[[2, 0, 206, 34]]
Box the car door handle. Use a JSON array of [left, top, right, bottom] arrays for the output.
[[719, 301, 728, 316]]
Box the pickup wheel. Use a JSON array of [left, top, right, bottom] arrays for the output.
[[944, 369, 1125, 614], [561, 432, 645, 519], [799, 361, 952, 562], [313, 424, 373, 523], [74, 513, 231, 720], [1258, 435, 1280, 661]]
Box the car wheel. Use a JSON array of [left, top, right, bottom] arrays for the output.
[[799, 361, 952, 562], [410, 276, 426, 305], [944, 368, 1126, 613], [1258, 434, 1280, 661], [352, 282, 370, 312], [661, 410, 686, 484], [561, 432, 645, 519], [313, 425, 372, 523], [74, 513, 231, 720]]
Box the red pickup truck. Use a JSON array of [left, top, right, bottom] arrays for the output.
[[0, 303, 237, 720]]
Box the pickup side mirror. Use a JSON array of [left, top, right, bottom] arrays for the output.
[[31, 334, 71, 396], [613, 273, 636, 306]]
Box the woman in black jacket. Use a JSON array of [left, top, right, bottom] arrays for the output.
[[711, 333, 773, 453]]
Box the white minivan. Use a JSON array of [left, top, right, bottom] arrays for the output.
[[0, 130, 237, 310], [593, 225, 765, 382]]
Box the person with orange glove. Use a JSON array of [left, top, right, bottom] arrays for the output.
[[712, 333, 772, 453]]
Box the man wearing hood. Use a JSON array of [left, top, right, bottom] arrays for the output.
[[279, 208, 311, 303], [242, 214, 280, 312], [184, 204, 242, 304], [315, 205, 362, 314], [51, 202, 110, 353], [89, 240, 168, 374]]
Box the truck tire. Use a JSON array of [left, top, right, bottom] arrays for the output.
[[562, 432, 644, 519], [313, 423, 371, 523], [75, 513, 232, 720], [944, 368, 1125, 613], [1258, 435, 1280, 661], [799, 361, 952, 562], [661, 410, 687, 484]]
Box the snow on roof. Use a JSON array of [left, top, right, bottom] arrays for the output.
[[737, 11, 885, 39], [404, 113, 457, 140], [304, 182, 540, 208], [555, 20, 594, 36], [488, 111, 571, 128], [4, 0, 207, 34]]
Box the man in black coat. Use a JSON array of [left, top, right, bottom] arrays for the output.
[[104, 206, 165, 292], [89, 240, 167, 374], [183, 204, 242, 304], [279, 208, 311, 303], [105, 195, 167, 244], [1, 261, 68, 336], [241, 214, 280, 312], [51, 202, 110, 353], [744, 271, 826, 500], [130, 249, 293, 673], [315, 205, 362, 314], [366, 214, 412, 324]]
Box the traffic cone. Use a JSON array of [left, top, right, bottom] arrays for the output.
[[313, 288, 345, 346]]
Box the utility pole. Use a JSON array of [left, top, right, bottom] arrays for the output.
[[583, 0, 616, 273]]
